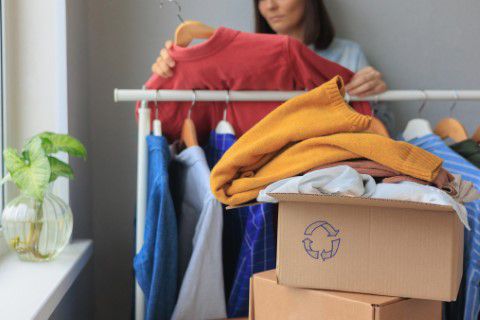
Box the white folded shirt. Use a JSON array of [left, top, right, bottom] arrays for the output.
[[257, 166, 470, 229]]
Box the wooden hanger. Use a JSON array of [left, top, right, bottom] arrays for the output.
[[434, 97, 468, 143], [434, 118, 468, 143], [174, 21, 215, 47], [180, 92, 199, 148], [153, 99, 162, 137], [472, 126, 480, 143], [367, 117, 390, 137], [181, 118, 198, 147]]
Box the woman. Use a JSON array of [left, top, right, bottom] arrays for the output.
[[152, 0, 388, 98]]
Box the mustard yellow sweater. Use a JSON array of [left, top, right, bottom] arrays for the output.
[[210, 76, 443, 205]]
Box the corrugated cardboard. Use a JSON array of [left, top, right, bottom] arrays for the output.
[[273, 193, 464, 301], [250, 270, 442, 320]]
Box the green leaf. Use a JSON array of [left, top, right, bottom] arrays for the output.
[[4, 148, 26, 174], [9, 137, 51, 201], [39, 132, 87, 159], [48, 156, 74, 182]]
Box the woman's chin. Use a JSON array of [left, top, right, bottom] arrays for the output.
[[268, 24, 290, 35]]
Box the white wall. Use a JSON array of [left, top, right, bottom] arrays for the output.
[[3, 0, 69, 201], [86, 0, 480, 318], [3, 0, 93, 318]]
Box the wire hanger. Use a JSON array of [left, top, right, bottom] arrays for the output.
[[215, 91, 236, 135], [152, 93, 162, 137], [180, 90, 199, 147], [434, 91, 468, 143], [159, 0, 184, 23], [403, 91, 434, 141], [159, 0, 216, 47]]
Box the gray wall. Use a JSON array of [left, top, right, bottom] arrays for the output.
[[85, 0, 480, 318], [326, 0, 480, 133], [51, 0, 94, 319], [86, 1, 253, 318]]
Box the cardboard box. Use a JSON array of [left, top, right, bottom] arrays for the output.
[[250, 270, 442, 320], [272, 193, 464, 301]]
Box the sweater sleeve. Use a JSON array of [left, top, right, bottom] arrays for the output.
[[287, 37, 372, 115]]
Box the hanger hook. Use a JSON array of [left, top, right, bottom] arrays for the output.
[[159, 0, 184, 23], [188, 90, 196, 119], [449, 90, 459, 117], [418, 91, 428, 117], [223, 90, 230, 122], [154, 90, 160, 120]]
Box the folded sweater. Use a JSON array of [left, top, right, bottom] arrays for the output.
[[210, 77, 443, 205], [311, 159, 455, 194]]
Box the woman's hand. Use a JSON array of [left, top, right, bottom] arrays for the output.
[[345, 66, 388, 97], [151, 40, 176, 78]]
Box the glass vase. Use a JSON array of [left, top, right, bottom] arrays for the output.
[[1, 187, 73, 262]]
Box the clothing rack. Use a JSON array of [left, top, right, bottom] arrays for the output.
[[117, 88, 480, 320], [114, 88, 480, 103]]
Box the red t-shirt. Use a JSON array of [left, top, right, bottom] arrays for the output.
[[137, 27, 371, 143]]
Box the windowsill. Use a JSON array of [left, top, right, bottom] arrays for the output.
[[0, 239, 93, 320]]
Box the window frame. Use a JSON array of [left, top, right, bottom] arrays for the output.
[[0, 0, 6, 254], [0, 0, 4, 212]]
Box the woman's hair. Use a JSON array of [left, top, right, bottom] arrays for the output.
[[253, 0, 335, 50]]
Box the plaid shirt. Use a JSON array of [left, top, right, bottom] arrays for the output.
[[409, 134, 480, 320], [205, 131, 277, 318]]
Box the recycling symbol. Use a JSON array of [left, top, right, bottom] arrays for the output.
[[302, 220, 341, 261]]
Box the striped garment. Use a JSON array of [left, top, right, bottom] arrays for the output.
[[408, 134, 480, 320], [205, 131, 277, 318]]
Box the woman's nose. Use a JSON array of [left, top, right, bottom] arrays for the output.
[[265, 0, 278, 10]]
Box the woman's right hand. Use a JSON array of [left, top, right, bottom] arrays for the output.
[[151, 40, 176, 78]]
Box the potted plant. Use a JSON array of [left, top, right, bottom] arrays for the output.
[[1, 132, 86, 261]]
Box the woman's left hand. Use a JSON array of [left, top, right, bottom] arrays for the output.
[[345, 66, 388, 97]]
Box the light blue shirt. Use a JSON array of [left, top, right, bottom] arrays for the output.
[[170, 146, 226, 320], [310, 38, 369, 73]]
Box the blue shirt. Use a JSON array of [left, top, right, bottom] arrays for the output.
[[407, 134, 480, 320], [133, 135, 178, 320], [205, 131, 277, 318]]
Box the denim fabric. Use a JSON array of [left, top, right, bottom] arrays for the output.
[[134, 135, 178, 320]]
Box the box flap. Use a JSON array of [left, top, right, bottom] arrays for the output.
[[268, 193, 454, 212], [259, 270, 403, 306]]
